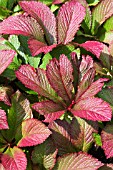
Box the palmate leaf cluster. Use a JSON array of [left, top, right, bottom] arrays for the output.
[[1, 0, 113, 169]]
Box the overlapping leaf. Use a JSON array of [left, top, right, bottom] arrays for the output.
[[0, 50, 16, 74], [57, 1, 85, 44], [1, 146, 27, 170], [77, 41, 104, 58], [0, 86, 13, 106], [19, 1, 57, 44], [91, 0, 113, 34], [46, 54, 74, 104], [17, 118, 51, 147], [16, 54, 112, 122], [0, 15, 44, 42], [101, 124, 113, 159], [53, 152, 103, 170], [0, 109, 9, 129], [32, 138, 57, 169]]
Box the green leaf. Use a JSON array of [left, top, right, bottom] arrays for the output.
[[40, 53, 52, 70], [32, 138, 57, 169], [28, 55, 41, 68], [103, 15, 113, 32], [87, 0, 100, 6], [91, 0, 113, 35], [93, 133, 102, 146]]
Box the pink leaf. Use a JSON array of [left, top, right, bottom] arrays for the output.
[[77, 78, 108, 101], [32, 100, 65, 122], [46, 54, 74, 103], [1, 146, 27, 170], [76, 68, 95, 101], [53, 152, 103, 170], [0, 109, 9, 129], [15, 65, 58, 102], [53, 0, 65, 4], [0, 164, 5, 170], [78, 41, 104, 58], [57, 1, 85, 44], [19, 1, 57, 44], [28, 39, 57, 56], [71, 97, 112, 121], [17, 118, 51, 147], [101, 125, 113, 159], [0, 50, 16, 75], [0, 15, 44, 42]]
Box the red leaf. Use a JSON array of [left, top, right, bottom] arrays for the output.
[[1, 147, 27, 170], [19, 1, 57, 44], [46, 54, 74, 104], [0, 109, 9, 129], [101, 125, 113, 159], [71, 97, 112, 121], [32, 100, 65, 122], [28, 39, 57, 56], [17, 118, 51, 147], [53, 152, 103, 170], [0, 50, 16, 75], [15, 65, 58, 102], [57, 1, 85, 44], [78, 41, 104, 58], [0, 15, 44, 42], [76, 78, 108, 101]]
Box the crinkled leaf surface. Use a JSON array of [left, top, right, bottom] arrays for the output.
[[46, 54, 74, 104], [0, 50, 16, 74], [69, 117, 98, 151], [32, 138, 57, 169], [28, 39, 57, 56], [1, 146, 27, 170], [101, 125, 113, 159], [91, 0, 113, 34], [15, 65, 59, 103], [0, 109, 9, 129], [17, 118, 51, 147], [71, 97, 112, 121], [0, 86, 13, 106], [78, 41, 104, 58], [53, 152, 103, 170], [57, 1, 86, 44], [19, 1, 57, 44], [0, 15, 44, 42], [49, 120, 75, 155], [32, 100, 65, 123]]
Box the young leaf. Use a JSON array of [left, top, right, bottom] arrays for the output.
[[91, 0, 113, 34], [17, 118, 51, 147], [0, 109, 9, 129], [32, 138, 57, 169], [46, 54, 74, 104], [101, 124, 113, 159], [0, 50, 16, 74], [53, 152, 103, 170], [19, 1, 57, 44], [1, 146, 27, 170], [57, 1, 86, 44], [0, 15, 44, 42]]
